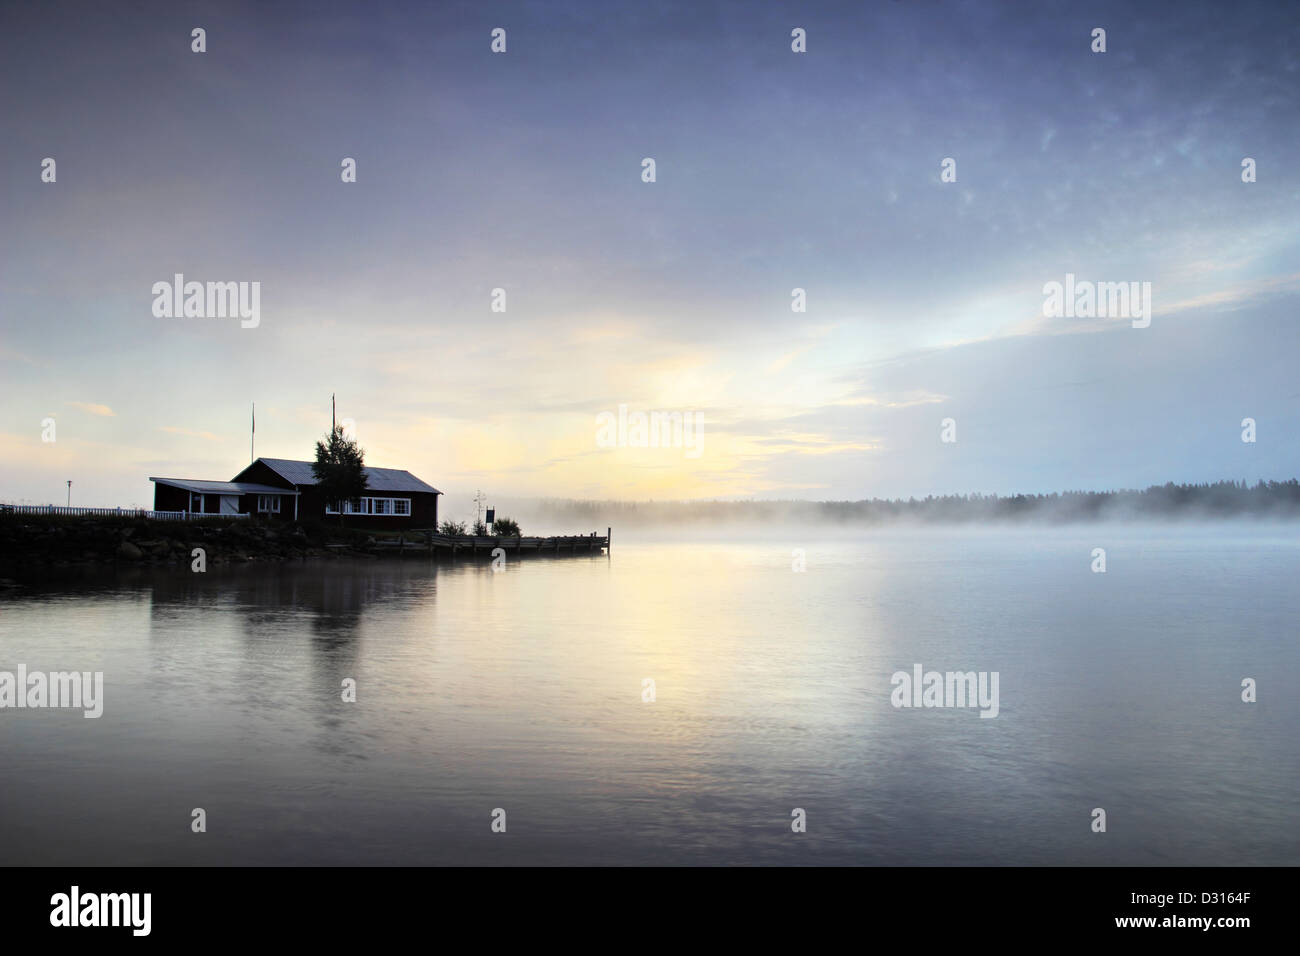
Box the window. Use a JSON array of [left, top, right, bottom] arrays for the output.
[[325, 496, 411, 516], [257, 495, 281, 514]]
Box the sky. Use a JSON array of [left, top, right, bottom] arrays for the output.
[[1, 0, 1298, 512]]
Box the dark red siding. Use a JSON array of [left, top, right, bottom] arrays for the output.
[[227, 460, 438, 528], [304, 486, 439, 529], [153, 484, 189, 512], [229, 461, 297, 490]]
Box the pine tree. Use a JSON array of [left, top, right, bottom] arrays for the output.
[[312, 425, 368, 520]]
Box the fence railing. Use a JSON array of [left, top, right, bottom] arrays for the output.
[[0, 504, 249, 520]]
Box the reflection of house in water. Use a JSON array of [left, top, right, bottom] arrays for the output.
[[144, 560, 441, 763], [147, 559, 437, 641]]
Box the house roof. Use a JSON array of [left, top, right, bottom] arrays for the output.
[[150, 478, 301, 496], [253, 458, 441, 495]]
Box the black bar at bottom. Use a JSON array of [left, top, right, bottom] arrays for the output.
[[0, 866, 1283, 942]]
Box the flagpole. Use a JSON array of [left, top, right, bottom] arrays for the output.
[[251, 402, 255, 463]]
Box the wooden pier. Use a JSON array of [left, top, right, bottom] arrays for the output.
[[364, 528, 610, 559]]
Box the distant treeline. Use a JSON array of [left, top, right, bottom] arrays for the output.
[[517, 480, 1300, 526]]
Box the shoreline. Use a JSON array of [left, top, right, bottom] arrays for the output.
[[0, 516, 606, 590]]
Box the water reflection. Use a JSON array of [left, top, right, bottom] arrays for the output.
[[1, 534, 1296, 865]]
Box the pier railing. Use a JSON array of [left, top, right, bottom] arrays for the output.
[[0, 504, 249, 521], [372, 529, 610, 556]]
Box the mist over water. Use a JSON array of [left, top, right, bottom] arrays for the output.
[[1, 523, 1296, 865], [480, 481, 1300, 537]]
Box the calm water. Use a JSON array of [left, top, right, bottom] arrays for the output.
[[2, 525, 1297, 866]]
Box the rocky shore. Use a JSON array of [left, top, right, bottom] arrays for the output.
[[0, 516, 375, 581]]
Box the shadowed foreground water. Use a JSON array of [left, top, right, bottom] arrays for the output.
[[1, 525, 1297, 865]]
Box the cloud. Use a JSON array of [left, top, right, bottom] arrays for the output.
[[160, 426, 221, 441], [765, 345, 815, 373], [834, 391, 949, 410], [0, 343, 42, 366], [65, 402, 115, 417]]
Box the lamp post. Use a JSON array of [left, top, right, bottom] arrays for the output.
[[66, 480, 71, 507]]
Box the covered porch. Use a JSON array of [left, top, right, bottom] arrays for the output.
[[149, 478, 302, 519]]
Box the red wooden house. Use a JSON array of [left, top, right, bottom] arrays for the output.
[[151, 457, 440, 528]]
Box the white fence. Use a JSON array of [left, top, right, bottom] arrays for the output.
[[0, 504, 249, 520]]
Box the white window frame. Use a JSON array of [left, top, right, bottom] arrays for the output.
[[325, 496, 412, 516], [257, 495, 281, 514]]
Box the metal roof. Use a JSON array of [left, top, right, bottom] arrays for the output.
[[254, 458, 441, 494], [150, 478, 300, 495]]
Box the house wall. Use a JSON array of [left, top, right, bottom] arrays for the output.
[[153, 484, 189, 512], [230, 461, 297, 490], [410, 491, 437, 528], [242, 493, 293, 520], [302, 486, 439, 529], [296, 485, 329, 522], [151, 485, 219, 512], [228, 460, 438, 528]]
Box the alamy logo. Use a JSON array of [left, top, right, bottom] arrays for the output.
[[151, 273, 261, 328], [890, 664, 999, 718], [0, 666, 103, 718], [50, 886, 150, 936], [1042, 273, 1151, 328], [596, 404, 703, 458]]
